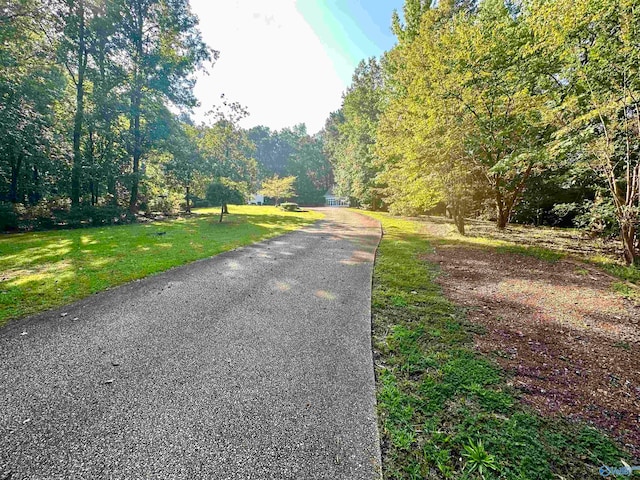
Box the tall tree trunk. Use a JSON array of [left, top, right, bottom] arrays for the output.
[[71, 0, 86, 207], [129, 89, 141, 213], [129, 3, 143, 213], [219, 204, 224, 223], [185, 185, 190, 214]]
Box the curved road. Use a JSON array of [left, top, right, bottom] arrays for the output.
[[0, 208, 382, 480]]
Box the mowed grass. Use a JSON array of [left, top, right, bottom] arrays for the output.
[[359, 211, 629, 479], [0, 205, 323, 326]]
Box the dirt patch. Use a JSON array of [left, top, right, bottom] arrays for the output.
[[423, 245, 640, 453]]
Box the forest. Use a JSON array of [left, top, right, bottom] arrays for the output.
[[3, 0, 640, 267], [0, 0, 332, 229], [325, 0, 640, 266]]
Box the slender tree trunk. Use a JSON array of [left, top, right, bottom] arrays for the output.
[[223, 203, 228, 214], [107, 175, 117, 205], [445, 205, 453, 219], [494, 180, 510, 229], [89, 179, 96, 205], [71, 0, 86, 207], [86, 127, 95, 206], [621, 221, 638, 266], [219, 204, 224, 223], [185, 185, 190, 214], [9, 158, 21, 203], [30, 165, 40, 205], [452, 202, 465, 235], [129, 3, 143, 213]]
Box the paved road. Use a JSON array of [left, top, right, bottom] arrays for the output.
[[0, 208, 382, 480]]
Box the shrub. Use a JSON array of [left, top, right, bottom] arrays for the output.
[[0, 203, 18, 231], [147, 194, 181, 215], [280, 202, 299, 212]]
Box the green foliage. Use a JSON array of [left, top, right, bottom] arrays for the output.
[[529, 0, 640, 264], [146, 194, 181, 216], [279, 202, 299, 212], [462, 439, 499, 478], [259, 175, 296, 205], [247, 124, 332, 206], [323, 58, 384, 209], [206, 179, 246, 207], [378, 1, 554, 230], [0, 203, 18, 231]]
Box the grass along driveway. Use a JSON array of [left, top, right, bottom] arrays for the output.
[[0, 205, 323, 326], [358, 210, 635, 479]]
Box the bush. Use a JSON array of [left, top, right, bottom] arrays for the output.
[[59, 205, 129, 228], [147, 194, 181, 215], [280, 202, 299, 212], [0, 203, 18, 231], [191, 196, 210, 208]]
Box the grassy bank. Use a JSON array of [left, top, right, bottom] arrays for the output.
[[0, 205, 322, 326], [361, 211, 631, 479]]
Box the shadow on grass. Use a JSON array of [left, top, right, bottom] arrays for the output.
[[0, 206, 321, 325]]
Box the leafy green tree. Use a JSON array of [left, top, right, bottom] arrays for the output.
[[378, 0, 553, 228], [287, 135, 332, 205], [85, 0, 128, 206], [165, 121, 202, 213], [247, 126, 292, 178], [259, 175, 296, 206], [53, 0, 93, 207], [326, 58, 384, 209], [0, 0, 65, 204], [119, 0, 213, 212], [531, 0, 640, 264], [206, 179, 245, 222]]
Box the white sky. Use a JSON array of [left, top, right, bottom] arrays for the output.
[[189, 0, 346, 134]]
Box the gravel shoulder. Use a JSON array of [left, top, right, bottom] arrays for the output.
[[0, 208, 382, 480]]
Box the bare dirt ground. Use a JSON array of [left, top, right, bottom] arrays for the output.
[[424, 244, 640, 453]]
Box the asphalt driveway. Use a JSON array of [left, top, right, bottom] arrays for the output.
[[0, 208, 382, 480]]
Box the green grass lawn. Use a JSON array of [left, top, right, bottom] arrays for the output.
[[359, 211, 630, 479], [0, 205, 323, 326]]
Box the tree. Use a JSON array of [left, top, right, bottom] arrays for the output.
[[325, 58, 385, 209], [287, 134, 332, 205], [532, 0, 640, 264], [0, 0, 65, 204], [378, 0, 553, 228], [206, 179, 245, 222], [259, 175, 296, 206], [54, 0, 92, 207], [165, 121, 202, 214], [119, 0, 213, 212], [247, 126, 292, 178]]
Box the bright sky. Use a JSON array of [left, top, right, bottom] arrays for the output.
[[189, 0, 403, 134]]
